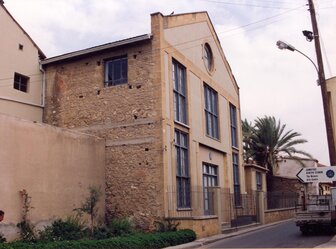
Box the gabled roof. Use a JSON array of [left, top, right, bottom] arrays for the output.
[[1, 3, 46, 59], [42, 34, 152, 65], [156, 11, 240, 91]]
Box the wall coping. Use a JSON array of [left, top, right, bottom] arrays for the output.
[[169, 215, 218, 221], [265, 207, 295, 213]]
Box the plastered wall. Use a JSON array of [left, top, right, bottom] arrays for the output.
[[0, 114, 105, 241]]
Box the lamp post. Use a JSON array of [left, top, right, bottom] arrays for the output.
[[276, 40, 336, 170], [276, 41, 319, 79]]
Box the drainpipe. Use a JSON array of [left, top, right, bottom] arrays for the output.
[[39, 61, 45, 107]]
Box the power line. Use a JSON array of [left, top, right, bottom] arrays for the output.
[[0, 4, 305, 84], [199, 0, 298, 9]]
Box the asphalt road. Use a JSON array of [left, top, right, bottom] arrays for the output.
[[204, 220, 335, 248]]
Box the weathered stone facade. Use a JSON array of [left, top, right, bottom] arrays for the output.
[[43, 38, 165, 229], [42, 12, 245, 237]]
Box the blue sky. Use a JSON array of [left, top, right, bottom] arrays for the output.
[[5, 0, 336, 165]]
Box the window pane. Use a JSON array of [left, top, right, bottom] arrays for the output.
[[13, 73, 29, 92], [232, 153, 241, 206], [204, 84, 219, 139], [175, 130, 190, 208], [173, 60, 187, 124], [105, 56, 127, 86]]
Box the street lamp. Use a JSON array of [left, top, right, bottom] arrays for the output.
[[276, 40, 336, 170], [276, 40, 319, 81]]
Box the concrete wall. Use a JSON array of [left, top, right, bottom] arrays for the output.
[[160, 12, 245, 196], [0, 5, 44, 122], [244, 164, 267, 193], [0, 114, 105, 241], [327, 76, 336, 151]]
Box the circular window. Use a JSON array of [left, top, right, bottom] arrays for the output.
[[203, 43, 214, 72]]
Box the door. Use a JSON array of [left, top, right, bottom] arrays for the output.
[[203, 163, 218, 215]]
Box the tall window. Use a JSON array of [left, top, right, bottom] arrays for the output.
[[173, 60, 187, 124], [204, 84, 219, 139], [232, 153, 241, 206], [256, 172, 262, 191], [203, 164, 218, 215], [105, 56, 128, 86], [175, 130, 190, 208], [13, 72, 29, 92], [230, 104, 238, 147]]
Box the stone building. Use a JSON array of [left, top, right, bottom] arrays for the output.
[[42, 12, 244, 236], [0, 2, 45, 121]]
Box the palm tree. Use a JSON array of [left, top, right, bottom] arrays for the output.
[[243, 116, 312, 191], [242, 119, 254, 163]]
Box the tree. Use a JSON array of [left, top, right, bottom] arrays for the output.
[[243, 116, 312, 191]]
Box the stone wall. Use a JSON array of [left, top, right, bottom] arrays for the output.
[[177, 217, 219, 238], [43, 39, 165, 229], [271, 176, 303, 193], [264, 208, 295, 224]]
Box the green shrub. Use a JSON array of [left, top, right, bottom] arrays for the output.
[[73, 186, 102, 236], [108, 218, 134, 236], [154, 218, 180, 232], [0, 233, 6, 243], [0, 229, 196, 249], [38, 216, 86, 241], [92, 218, 133, 240], [16, 220, 36, 242]]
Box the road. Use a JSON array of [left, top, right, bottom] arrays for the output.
[[203, 220, 335, 248]]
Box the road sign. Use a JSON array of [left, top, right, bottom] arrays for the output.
[[296, 166, 336, 183]]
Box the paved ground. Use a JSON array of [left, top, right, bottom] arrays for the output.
[[164, 220, 336, 249]]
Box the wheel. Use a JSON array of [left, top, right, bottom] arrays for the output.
[[300, 225, 310, 235]]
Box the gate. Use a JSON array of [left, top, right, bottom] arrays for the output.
[[222, 191, 260, 227]]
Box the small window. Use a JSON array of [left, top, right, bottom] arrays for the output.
[[104, 56, 128, 86], [13, 72, 29, 92], [203, 43, 214, 72]]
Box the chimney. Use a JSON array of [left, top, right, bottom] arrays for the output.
[[0, 0, 4, 5]]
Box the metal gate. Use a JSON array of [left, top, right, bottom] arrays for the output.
[[219, 190, 260, 228]]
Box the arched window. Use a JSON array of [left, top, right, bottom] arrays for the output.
[[203, 43, 214, 72]]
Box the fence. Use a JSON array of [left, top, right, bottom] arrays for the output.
[[166, 186, 213, 218], [166, 187, 298, 228], [265, 192, 298, 210]]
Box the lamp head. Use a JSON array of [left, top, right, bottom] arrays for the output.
[[276, 40, 295, 52]]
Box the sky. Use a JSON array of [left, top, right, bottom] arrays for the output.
[[4, 0, 336, 165]]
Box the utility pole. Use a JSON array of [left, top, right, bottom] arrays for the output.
[[308, 0, 336, 172]]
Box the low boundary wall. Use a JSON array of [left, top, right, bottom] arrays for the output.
[[264, 208, 295, 224], [0, 114, 105, 241]]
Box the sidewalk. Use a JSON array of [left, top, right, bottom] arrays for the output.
[[313, 235, 336, 248], [164, 220, 336, 249]]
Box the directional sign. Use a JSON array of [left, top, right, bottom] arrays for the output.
[[296, 166, 336, 183]]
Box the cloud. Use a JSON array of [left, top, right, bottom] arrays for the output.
[[4, 0, 336, 164]]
